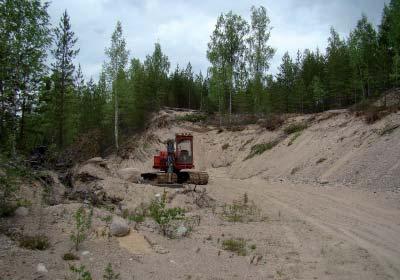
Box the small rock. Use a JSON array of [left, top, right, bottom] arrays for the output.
[[153, 244, 169, 254], [110, 216, 130, 237], [175, 225, 188, 238], [81, 250, 90, 256], [117, 168, 141, 182], [37, 263, 48, 273], [14, 207, 29, 217], [320, 180, 329, 185], [86, 157, 104, 164]]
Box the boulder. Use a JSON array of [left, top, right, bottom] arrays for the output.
[[110, 216, 130, 237], [36, 263, 48, 273], [14, 206, 29, 217], [117, 168, 141, 183]]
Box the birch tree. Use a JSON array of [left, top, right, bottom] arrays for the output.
[[105, 21, 129, 151]]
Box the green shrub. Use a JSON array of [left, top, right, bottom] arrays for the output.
[[149, 192, 185, 235], [222, 238, 247, 256], [244, 140, 279, 160], [284, 122, 308, 135], [176, 114, 207, 123], [103, 263, 120, 280], [71, 206, 93, 251], [19, 235, 50, 250], [69, 264, 92, 280]]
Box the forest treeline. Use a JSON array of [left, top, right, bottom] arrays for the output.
[[0, 0, 399, 157]]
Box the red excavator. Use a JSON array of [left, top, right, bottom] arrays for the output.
[[141, 133, 208, 186]]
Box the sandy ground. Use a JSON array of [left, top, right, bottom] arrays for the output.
[[1, 109, 400, 279]]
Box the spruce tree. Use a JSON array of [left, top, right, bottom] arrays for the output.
[[51, 10, 79, 148]]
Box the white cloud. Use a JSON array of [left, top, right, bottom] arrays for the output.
[[47, 0, 389, 79]]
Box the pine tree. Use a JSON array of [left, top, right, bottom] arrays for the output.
[[51, 10, 79, 148]]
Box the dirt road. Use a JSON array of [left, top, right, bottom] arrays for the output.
[[207, 169, 400, 280]]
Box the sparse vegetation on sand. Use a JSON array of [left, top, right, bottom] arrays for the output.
[[19, 235, 50, 250], [222, 238, 247, 256], [70, 206, 93, 251], [222, 193, 262, 222], [284, 122, 308, 135], [244, 140, 280, 160]]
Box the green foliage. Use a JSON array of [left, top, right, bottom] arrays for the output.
[[176, 114, 207, 123], [284, 122, 308, 135], [222, 238, 247, 256], [70, 206, 93, 251], [63, 252, 80, 261], [103, 263, 120, 280], [149, 192, 185, 235], [244, 140, 279, 160], [0, 156, 33, 217], [69, 265, 92, 280], [19, 235, 50, 250]]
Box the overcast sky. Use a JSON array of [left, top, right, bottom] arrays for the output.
[[47, 0, 388, 80]]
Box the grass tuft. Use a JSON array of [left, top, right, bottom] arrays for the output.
[[19, 235, 50, 250], [244, 140, 279, 160], [222, 238, 247, 256]]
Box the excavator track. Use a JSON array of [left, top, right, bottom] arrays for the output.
[[186, 171, 209, 185], [141, 171, 208, 186]]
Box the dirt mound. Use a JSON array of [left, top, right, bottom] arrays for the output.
[[113, 109, 400, 192]]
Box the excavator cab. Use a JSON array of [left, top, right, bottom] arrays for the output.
[[175, 134, 194, 169], [141, 133, 208, 186]]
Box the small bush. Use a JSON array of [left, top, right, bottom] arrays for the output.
[[69, 264, 92, 280], [63, 252, 80, 261], [261, 115, 285, 131], [222, 238, 247, 256], [71, 206, 93, 251], [103, 263, 120, 280], [149, 192, 185, 236], [176, 114, 207, 123], [316, 158, 327, 164], [221, 143, 229, 150], [19, 235, 50, 250], [244, 140, 279, 160], [284, 122, 308, 135]]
